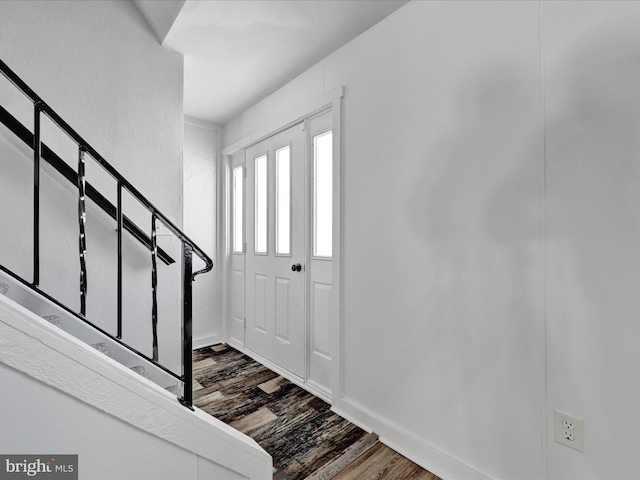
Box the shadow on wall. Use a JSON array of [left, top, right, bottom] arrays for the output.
[[543, 26, 640, 466], [406, 24, 640, 473], [405, 59, 542, 468]]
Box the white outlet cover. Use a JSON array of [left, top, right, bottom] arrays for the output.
[[555, 410, 584, 452]]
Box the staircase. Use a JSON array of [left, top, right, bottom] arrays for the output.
[[0, 59, 272, 479], [0, 57, 209, 406], [0, 273, 181, 394], [0, 290, 272, 480]]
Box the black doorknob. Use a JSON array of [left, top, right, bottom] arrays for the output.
[[291, 263, 302, 272]]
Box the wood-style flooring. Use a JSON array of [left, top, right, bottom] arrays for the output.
[[193, 344, 440, 480]]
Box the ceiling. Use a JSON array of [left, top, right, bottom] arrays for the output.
[[134, 0, 408, 125]]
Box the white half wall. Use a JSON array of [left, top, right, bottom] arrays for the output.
[[0, 293, 271, 480], [0, 362, 246, 480], [224, 1, 640, 479]]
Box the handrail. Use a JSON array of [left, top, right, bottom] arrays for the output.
[[0, 59, 213, 408], [0, 60, 212, 275]]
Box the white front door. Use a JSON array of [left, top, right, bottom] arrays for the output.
[[244, 123, 306, 378]]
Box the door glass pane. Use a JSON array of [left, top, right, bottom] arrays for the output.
[[313, 131, 332, 257], [232, 165, 243, 253], [276, 146, 291, 255], [254, 154, 268, 254]]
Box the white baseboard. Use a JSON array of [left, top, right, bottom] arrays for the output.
[[227, 337, 244, 350], [329, 403, 373, 435], [332, 396, 491, 480], [193, 333, 223, 350], [222, 335, 487, 479], [307, 378, 332, 400]]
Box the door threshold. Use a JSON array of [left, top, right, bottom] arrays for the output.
[[228, 339, 332, 404]]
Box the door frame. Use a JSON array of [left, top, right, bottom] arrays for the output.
[[220, 87, 344, 404]]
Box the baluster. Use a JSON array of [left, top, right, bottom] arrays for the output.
[[0, 60, 215, 410], [78, 147, 87, 316], [33, 102, 41, 287], [180, 243, 193, 409], [151, 214, 158, 361], [117, 183, 123, 339]]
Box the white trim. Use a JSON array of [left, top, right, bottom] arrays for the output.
[[222, 87, 345, 156], [330, 94, 344, 403], [304, 117, 312, 393], [328, 404, 373, 436], [306, 378, 332, 400], [332, 396, 491, 480], [0, 294, 271, 480], [193, 333, 223, 350], [227, 337, 245, 352], [215, 132, 227, 343], [220, 154, 234, 344]]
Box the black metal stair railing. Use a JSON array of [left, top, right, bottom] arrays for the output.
[[0, 59, 212, 409], [78, 147, 88, 316]]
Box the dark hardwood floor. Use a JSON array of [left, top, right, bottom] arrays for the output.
[[193, 344, 440, 480]]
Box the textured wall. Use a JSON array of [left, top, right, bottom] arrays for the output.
[[0, 0, 184, 371], [184, 118, 221, 347]]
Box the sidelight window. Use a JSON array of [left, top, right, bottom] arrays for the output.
[[313, 131, 332, 258], [232, 165, 243, 253]]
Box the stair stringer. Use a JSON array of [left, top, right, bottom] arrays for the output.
[[0, 294, 272, 480]]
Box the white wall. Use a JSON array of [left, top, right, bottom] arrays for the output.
[[0, 0, 185, 371], [0, 0, 183, 223], [224, 1, 640, 478], [543, 2, 640, 479], [0, 362, 245, 480], [0, 293, 272, 480], [184, 117, 222, 347]]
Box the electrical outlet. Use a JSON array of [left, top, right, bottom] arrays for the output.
[[555, 410, 584, 452]]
